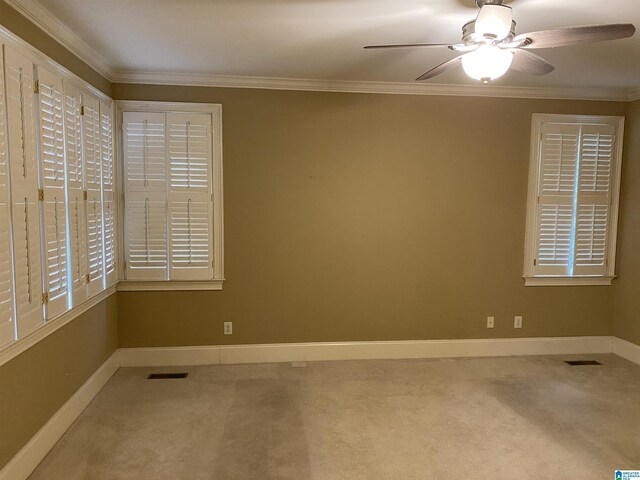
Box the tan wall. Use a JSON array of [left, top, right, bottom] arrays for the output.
[[0, 294, 118, 468], [114, 84, 627, 347], [0, 4, 116, 470], [0, 0, 111, 95], [614, 100, 640, 345]]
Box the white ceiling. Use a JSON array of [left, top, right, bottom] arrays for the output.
[[9, 0, 640, 95]]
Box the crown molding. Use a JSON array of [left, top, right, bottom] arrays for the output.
[[4, 0, 114, 80], [629, 88, 640, 102], [110, 70, 632, 102]]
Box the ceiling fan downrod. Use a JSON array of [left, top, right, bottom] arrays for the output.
[[475, 0, 504, 7]]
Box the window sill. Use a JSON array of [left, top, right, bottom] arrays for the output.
[[523, 276, 615, 286], [117, 279, 225, 291]]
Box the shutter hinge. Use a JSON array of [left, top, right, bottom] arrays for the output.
[[211, 193, 214, 202], [38, 189, 44, 201], [83, 190, 88, 201], [537, 196, 540, 204], [80, 105, 85, 116], [123, 260, 127, 270], [42, 292, 49, 304], [534, 259, 537, 266], [33, 80, 39, 94], [85, 273, 91, 283]]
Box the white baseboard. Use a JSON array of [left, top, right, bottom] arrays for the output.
[[118, 346, 221, 367], [119, 336, 613, 367], [612, 337, 640, 365], [0, 351, 120, 480]]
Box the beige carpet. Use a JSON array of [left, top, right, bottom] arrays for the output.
[[29, 354, 640, 479]]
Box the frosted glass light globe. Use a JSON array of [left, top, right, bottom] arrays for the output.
[[475, 5, 513, 41], [461, 45, 513, 82]]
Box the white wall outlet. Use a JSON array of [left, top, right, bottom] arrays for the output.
[[514, 316, 523, 329], [224, 322, 233, 335], [487, 316, 495, 329]]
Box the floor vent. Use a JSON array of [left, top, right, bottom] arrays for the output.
[[147, 373, 189, 379], [564, 360, 602, 366]]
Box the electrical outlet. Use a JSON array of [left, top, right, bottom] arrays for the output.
[[514, 316, 523, 329], [224, 322, 233, 335], [487, 316, 495, 329]]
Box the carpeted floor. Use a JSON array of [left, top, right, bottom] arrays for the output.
[[29, 354, 640, 479]]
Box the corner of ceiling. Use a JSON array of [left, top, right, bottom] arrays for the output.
[[4, 0, 115, 81]]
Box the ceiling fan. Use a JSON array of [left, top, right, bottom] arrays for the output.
[[364, 0, 636, 83]]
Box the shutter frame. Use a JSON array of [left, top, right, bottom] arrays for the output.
[[36, 65, 69, 319], [572, 123, 617, 277], [0, 47, 16, 347], [5, 47, 44, 336], [64, 81, 88, 304], [82, 93, 104, 295], [531, 123, 579, 277], [167, 113, 214, 280], [123, 112, 168, 280], [100, 101, 117, 286]]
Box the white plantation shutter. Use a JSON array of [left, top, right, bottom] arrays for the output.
[[167, 113, 213, 280], [37, 66, 69, 318], [64, 82, 88, 304], [533, 124, 579, 276], [83, 94, 104, 296], [100, 101, 117, 286], [526, 115, 623, 284], [0, 49, 16, 347], [573, 124, 616, 276], [4, 47, 44, 336], [123, 112, 168, 279]]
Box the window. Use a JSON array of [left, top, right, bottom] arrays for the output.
[[119, 102, 224, 290], [0, 43, 116, 352], [523, 114, 624, 286]]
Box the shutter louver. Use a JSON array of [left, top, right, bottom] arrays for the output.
[[5, 47, 44, 336], [100, 101, 117, 286], [37, 67, 69, 318], [64, 82, 88, 304], [573, 124, 616, 276], [82, 94, 104, 295], [168, 113, 213, 280], [123, 112, 167, 279], [69, 192, 88, 302], [0, 48, 16, 347], [533, 124, 579, 276]]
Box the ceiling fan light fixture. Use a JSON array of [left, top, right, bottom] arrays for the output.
[[461, 45, 513, 81], [475, 5, 513, 40]]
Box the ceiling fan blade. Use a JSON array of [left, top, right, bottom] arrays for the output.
[[416, 56, 463, 81], [364, 43, 452, 50], [514, 23, 636, 49], [510, 49, 555, 76]]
